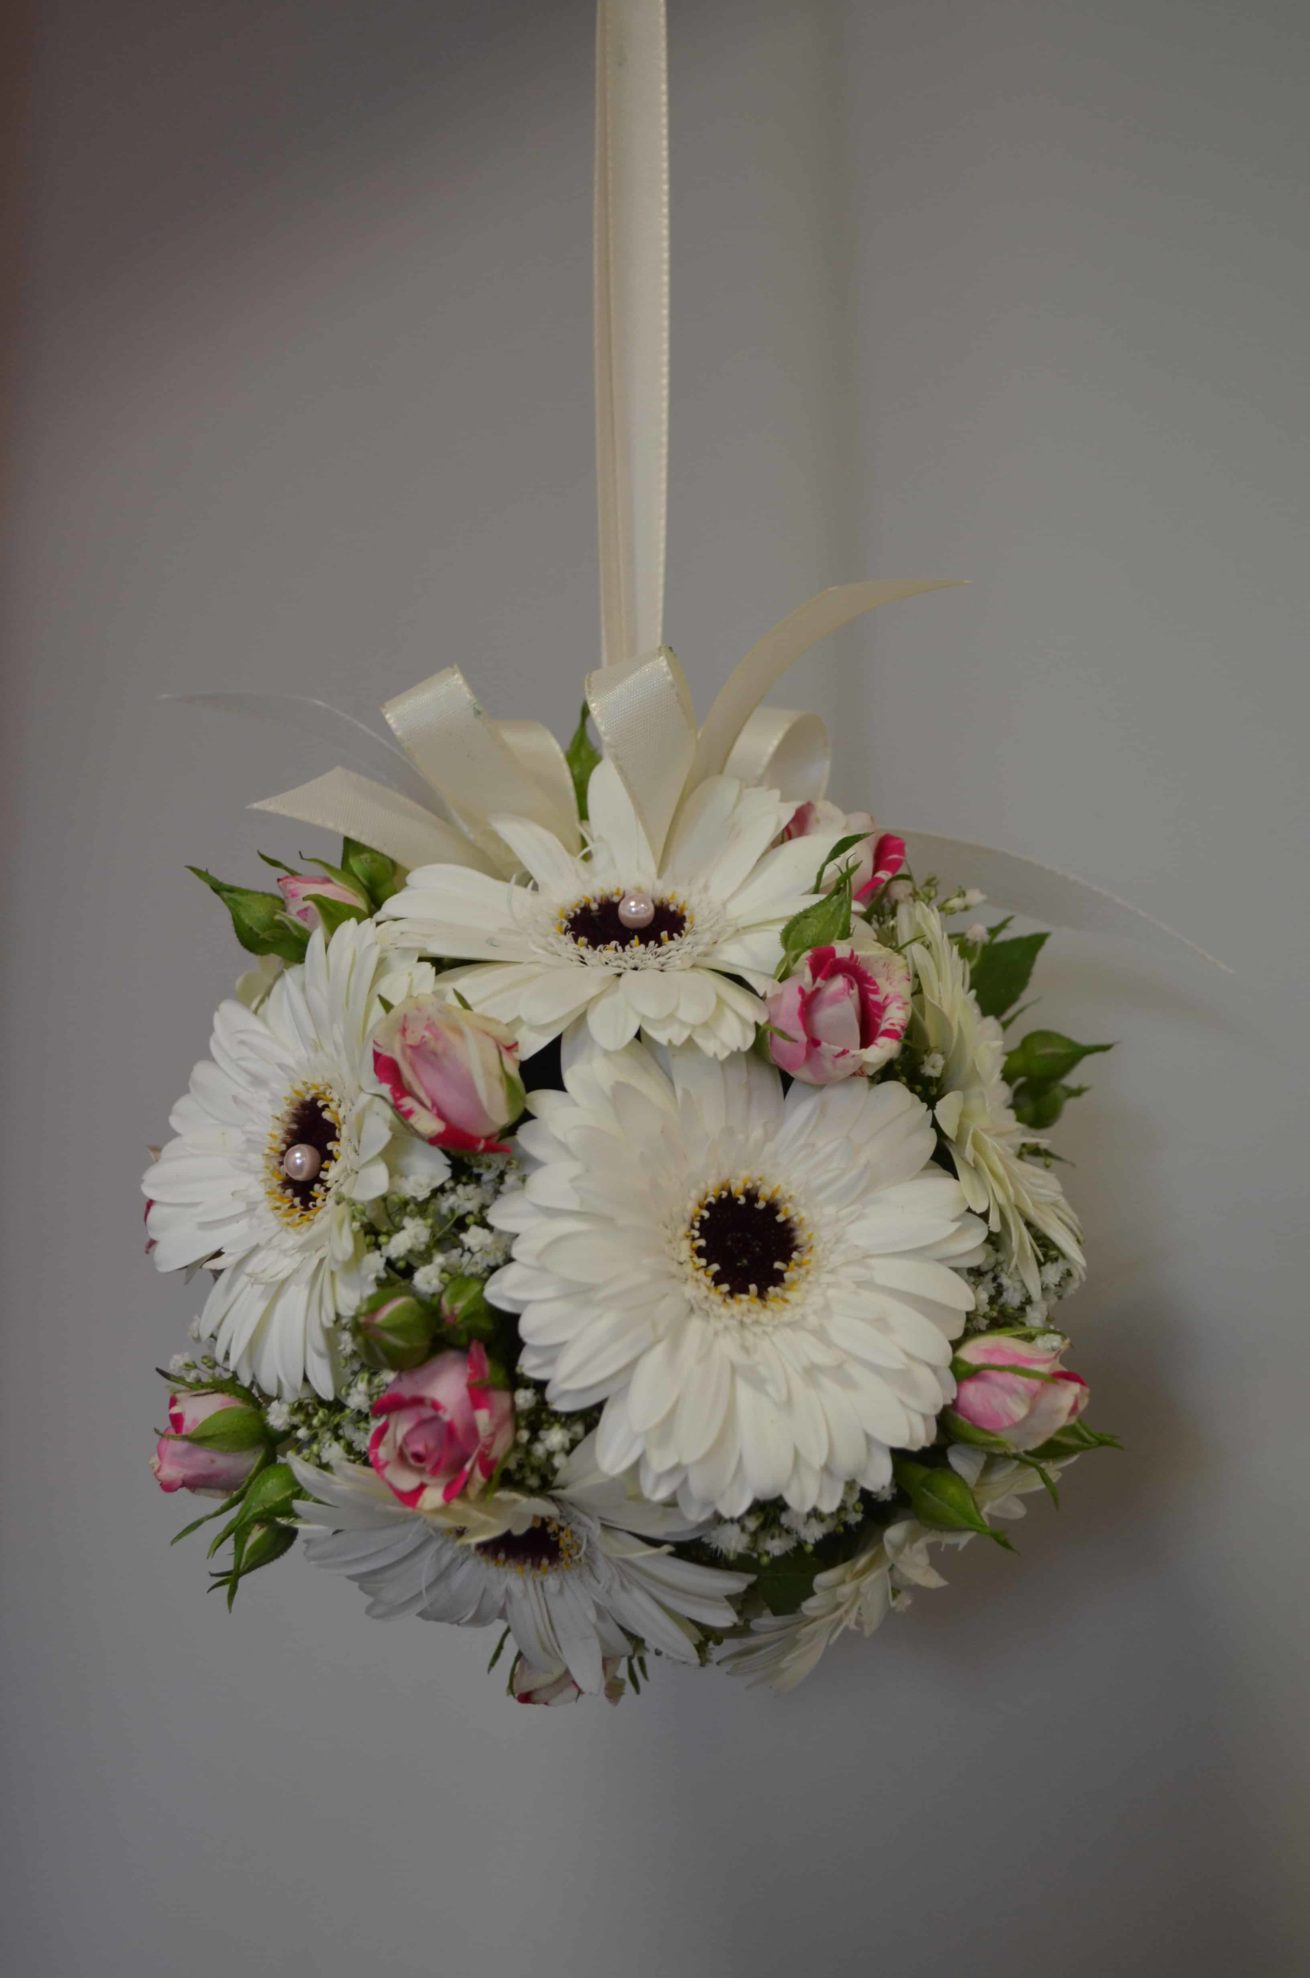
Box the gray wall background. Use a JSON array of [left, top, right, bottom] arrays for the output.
[[3, 2, 1307, 1973]]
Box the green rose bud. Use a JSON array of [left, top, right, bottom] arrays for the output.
[[353, 1285, 439, 1371]]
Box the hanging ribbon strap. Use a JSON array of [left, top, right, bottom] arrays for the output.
[[595, 0, 669, 667]]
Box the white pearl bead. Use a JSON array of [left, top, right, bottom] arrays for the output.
[[617, 889, 656, 928], [282, 1142, 322, 1184]]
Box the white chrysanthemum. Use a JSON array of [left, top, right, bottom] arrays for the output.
[[378, 760, 819, 1059], [487, 1042, 985, 1521], [720, 1449, 1066, 1690], [144, 922, 448, 1399], [898, 900, 1084, 1298], [290, 1435, 750, 1695]]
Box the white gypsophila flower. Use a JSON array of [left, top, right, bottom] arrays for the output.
[[290, 1433, 750, 1696], [144, 922, 451, 1399], [378, 759, 821, 1060], [721, 1451, 1067, 1690], [897, 899, 1084, 1299], [488, 1039, 985, 1521]]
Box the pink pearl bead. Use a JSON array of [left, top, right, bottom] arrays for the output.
[[282, 1142, 322, 1184], [617, 889, 656, 928]]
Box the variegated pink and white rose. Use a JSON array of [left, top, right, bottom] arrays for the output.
[[368, 1345, 515, 1510], [373, 996, 525, 1154], [764, 940, 911, 1084], [783, 800, 906, 905], [950, 1333, 1089, 1451]]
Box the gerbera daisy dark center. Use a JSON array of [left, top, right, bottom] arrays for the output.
[[562, 890, 688, 950], [689, 1181, 807, 1303], [266, 1083, 342, 1222], [476, 1517, 583, 1576]]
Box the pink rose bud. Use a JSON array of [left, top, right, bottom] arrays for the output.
[[765, 941, 911, 1084], [353, 1286, 438, 1371], [369, 1344, 515, 1510], [511, 1656, 625, 1706], [151, 1390, 264, 1498], [783, 802, 906, 904], [276, 872, 368, 929], [950, 1334, 1089, 1452], [372, 996, 525, 1154]]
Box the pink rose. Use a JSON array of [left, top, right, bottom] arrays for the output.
[[783, 801, 906, 905], [512, 1656, 625, 1706], [276, 872, 368, 929], [373, 996, 525, 1154], [951, 1334, 1089, 1452], [369, 1344, 515, 1510], [151, 1391, 263, 1498], [765, 941, 911, 1084]]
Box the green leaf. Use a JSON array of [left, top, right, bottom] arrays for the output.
[[752, 1552, 822, 1617], [1011, 1080, 1088, 1129], [342, 838, 403, 908], [778, 873, 852, 968], [893, 1458, 1015, 1548], [188, 868, 309, 964], [172, 1404, 269, 1453], [1004, 1029, 1113, 1087], [566, 705, 602, 820], [211, 1521, 297, 1607], [1026, 1420, 1123, 1460], [968, 931, 1049, 1019]]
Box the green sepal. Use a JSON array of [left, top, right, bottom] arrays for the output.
[[309, 890, 369, 941], [941, 1411, 1018, 1453], [1003, 1029, 1113, 1087], [892, 1457, 1015, 1548], [171, 1404, 270, 1454], [187, 868, 310, 964], [1026, 1420, 1123, 1460], [566, 705, 602, 820], [169, 1474, 259, 1546], [210, 1521, 297, 1608], [343, 837, 404, 907], [968, 930, 1049, 1019], [812, 831, 869, 893], [352, 1284, 440, 1371], [230, 1462, 299, 1530]]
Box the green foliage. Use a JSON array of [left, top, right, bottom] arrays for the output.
[[778, 866, 854, 973], [1011, 1079, 1088, 1129], [892, 1457, 1014, 1548], [172, 1402, 270, 1454], [1026, 1420, 1123, 1461], [188, 868, 309, 963], [1003, 1030, 1113, 1086], [342, 837, 404, 908], [811, 831, 869, 894], [566, 705, 602, 819], [205, 1461, 300, 1610], [751, 1551, 825, 1617], [968, 929, 1049, 1019]]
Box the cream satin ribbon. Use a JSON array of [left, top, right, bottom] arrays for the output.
[[185, 0, 1225, 970]]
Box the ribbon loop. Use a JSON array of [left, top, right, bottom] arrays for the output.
[[586, 644, 696, 859], [251, 769, 495, 875], [383, 668, 580, 869], [723, 706, 830, 803]]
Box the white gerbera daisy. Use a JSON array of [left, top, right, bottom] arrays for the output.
[[720, 1449, 1066, 1690], [487, 1042, 985, 1521], [377, 760, 819, 1059], [144, 921, 448, 1399], [898, 900, 1084, 1299], [290, 1434, 750, 1695]]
